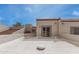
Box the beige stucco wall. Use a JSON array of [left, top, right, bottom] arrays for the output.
[[37, 20, 58, 37], [60, 33, 79, 42], [37, 19, 79, 37], [59, 22, 79, 34]]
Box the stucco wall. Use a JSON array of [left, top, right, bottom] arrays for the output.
[[37, 20, 58, 37], [37, 19, 79, 37], [59, 22, 79, 34], [60, 34, 79, 42]]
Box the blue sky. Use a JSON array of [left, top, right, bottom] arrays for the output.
[[0, 4, 79, 26]]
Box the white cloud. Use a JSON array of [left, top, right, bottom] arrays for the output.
[[25, 7, 32, 13], [72, 10, 79, 16]]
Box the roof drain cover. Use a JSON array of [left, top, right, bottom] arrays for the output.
[[36, 46, 45, 51]]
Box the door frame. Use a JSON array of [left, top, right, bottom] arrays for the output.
[[41, 25, 52, 37]]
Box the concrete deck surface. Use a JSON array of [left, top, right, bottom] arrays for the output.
[[0, 37, 78, 54]]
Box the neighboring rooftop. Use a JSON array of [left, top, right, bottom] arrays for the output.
[[0, 27, 22, 35]]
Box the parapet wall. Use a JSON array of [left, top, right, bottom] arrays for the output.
[[59, 33, 79, 42], [0, 34, 24, 44], [13, 28, 24, 34]]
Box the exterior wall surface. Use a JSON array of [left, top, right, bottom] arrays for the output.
[[37, 19, 79, 37], [37, 20, 59, 37], [59, 21, 79, 34], [24, 24, 32, 33]]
